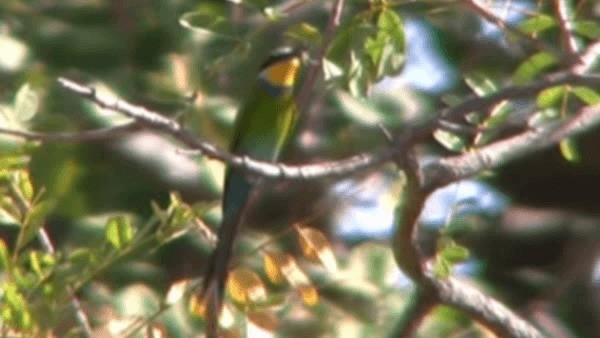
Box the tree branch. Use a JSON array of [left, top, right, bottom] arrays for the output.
[[423, 261, 544, 338], [423, 104, 600, 190], [51, 72, 600, 184]]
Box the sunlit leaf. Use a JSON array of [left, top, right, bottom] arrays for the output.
[[105, 216, 135, 250], [572, 20, 600, 39], [104, 317, 165, 337], [513, 52, 558, 85], [559, 137, 581, 163], [0, 240, 9, 270], [322, 58, 344, 81], [432, 257, 451, 279], [165, 279, 193, 306], [19, 200, 52, 250], [13, 84, 39, 123], [0, 35, 29, 72], [286, 22, 322, 45], [295, 225, 338, 272], [247, 310, 279, 337], [334, 90, 383, 126], [189, 294, 206, 317], [28, 251, 55, 279], [1, 282, 33, 331], [572, 86, 600, 105], [348, 51, 369, 97], [263, 251, 311, 289], [16, 170, 34, 202], [298, 285, 319, 307], [365, 9, 405, 80], [179, 4, 240, 40], [464, 72, 500, 97], [263, 6, 285, 21], [439, 245, 469, 264], [433, 238, 469, 279], [263, 251, 289, 285], [227, 268, 268, 305], [0, 195, 20, 225], [536, 85, 568, 108], [433, 129, 467, 152], [518, 14, 556, 34], [529, 108, 560, 127]]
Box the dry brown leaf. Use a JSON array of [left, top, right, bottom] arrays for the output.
[[295, 225, 338, 272], [227, 268, 268, 305]]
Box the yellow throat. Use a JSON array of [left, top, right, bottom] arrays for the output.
[[263, 57, 302, 88]]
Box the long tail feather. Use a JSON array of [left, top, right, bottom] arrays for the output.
[[201, 173, 252, 338]]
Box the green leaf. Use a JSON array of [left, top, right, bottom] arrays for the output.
[[263, 6, 285, 21], [1, 282, 33, 331], [18, 201, 52, 251], [536, 85, 568, 108], [285, 22, 322, 45], [474, 100, 513, 146], [179, 3, 240, 40], [518, 14, 557, 34], [440, 245, 469, 264], [67, 248, 97, 273], [16, 170, 34, 202], [13, 83, 39, 123], [0, 240, 9, 270], [529, 108, 560, 127], [432, 258, 450, 279], [28, 251, 54, 279], [484, 101, 512, 127], [0, 196, 20, 226], [333, 90, 402, 127], [513, 52, 558, 85], [365, 9, 405, 80], [559, 137, 581, 163], [433, 129, 467, 152], [572, 86, 600, 105], [572, 20, 600, 39], [348, 51, 370, 97], [105, 216, 135, 250], [464, 72, 500, 97]]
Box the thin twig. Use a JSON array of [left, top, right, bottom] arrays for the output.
[[296, 0, 345, 121], [7, 183, 93, 337], [0, 123, 141, 143], [552, 0, 579, 58], [463, 0, 569, 64], [424, 104, 600, 190]]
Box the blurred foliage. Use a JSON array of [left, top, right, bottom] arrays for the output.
[[0, 0, 599, 337]]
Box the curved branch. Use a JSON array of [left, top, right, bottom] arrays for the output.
[[423, 261, 544, 338], [53, 73, 600, 183]]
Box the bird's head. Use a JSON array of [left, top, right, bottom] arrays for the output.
[[258, 47, 303, 95]]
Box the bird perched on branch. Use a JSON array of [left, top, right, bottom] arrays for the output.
[[200, 47, 303, 337]]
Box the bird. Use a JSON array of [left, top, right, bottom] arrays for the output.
[[200, 46, 303, 337]]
